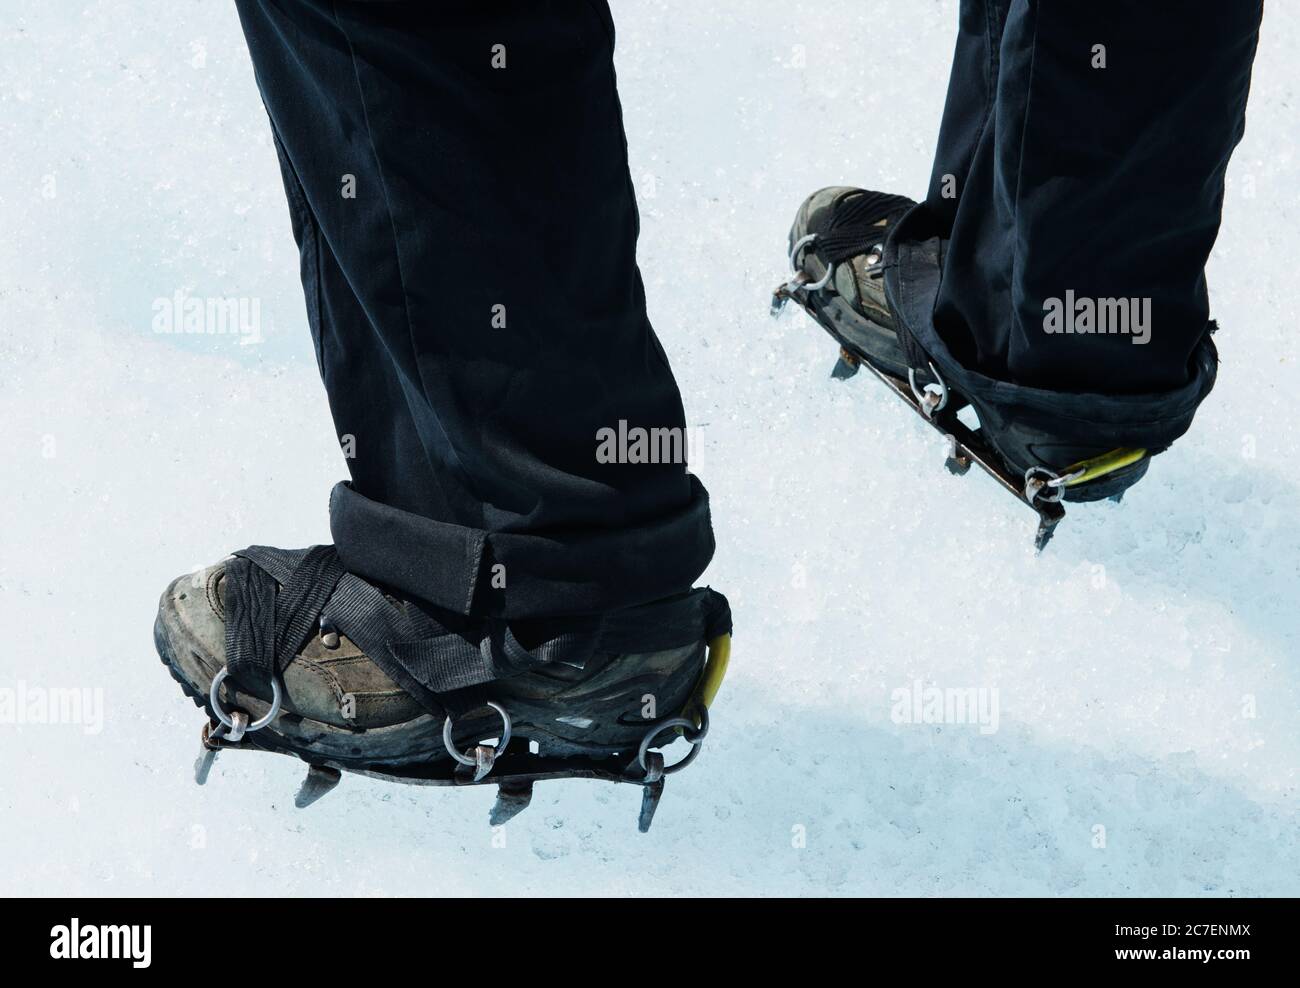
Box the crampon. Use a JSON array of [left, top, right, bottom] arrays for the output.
[[156, 545, 731, 832], [772, 186, 1158, 550]]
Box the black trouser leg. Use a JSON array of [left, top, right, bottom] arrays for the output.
[[234, 0, 714, 618], [927, 0, 1263, 394]]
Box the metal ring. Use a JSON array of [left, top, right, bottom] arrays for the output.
[[908, 361, 949, 417], [788, 233, 817, 272], [1023, 465, 1087, 504], [209, 666, 281, 732], [788, 233, 834, 291], [1023, 466, 1065, 504], [636, 705, 709, 776], [442, 702, 512, 768]]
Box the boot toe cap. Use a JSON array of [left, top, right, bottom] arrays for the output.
[[155, 560, 426, 731]]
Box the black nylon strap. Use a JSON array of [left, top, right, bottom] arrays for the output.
[[388, 635, 509, 696], [268, 545, 345, 671], [224, 545, 345, 694], [324, 572, 449, 718], [223, 555, 278, 696], [221, 544, 733, 721], [378, 586, 731, 717]]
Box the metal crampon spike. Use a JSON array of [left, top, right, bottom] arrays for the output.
[[294, 765, 342, 808], [771, 269, 814, 318], [831, 348, 861, 380], [193, 722, 227, 786], [944, 435, 972, 476], [489, 779, 535, 827], [637, 751, 667, 833], [193, 750, 218, 786], [1034, 510, 1064, 552], [638, 779, 667, 834], [469, 744, 497, 783], [944, 453, 972, 476]]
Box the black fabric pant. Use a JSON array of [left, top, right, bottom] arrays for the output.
[[234, 0, 714, 621], [925, 0, 1263, 395], [236, 1, 1261, 619]]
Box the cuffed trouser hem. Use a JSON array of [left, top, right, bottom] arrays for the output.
[[885, 203, 1219, 451], [329, 478, 717, 620]]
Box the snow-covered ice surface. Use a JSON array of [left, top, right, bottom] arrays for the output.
[[2, 1, 1297, 896]]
